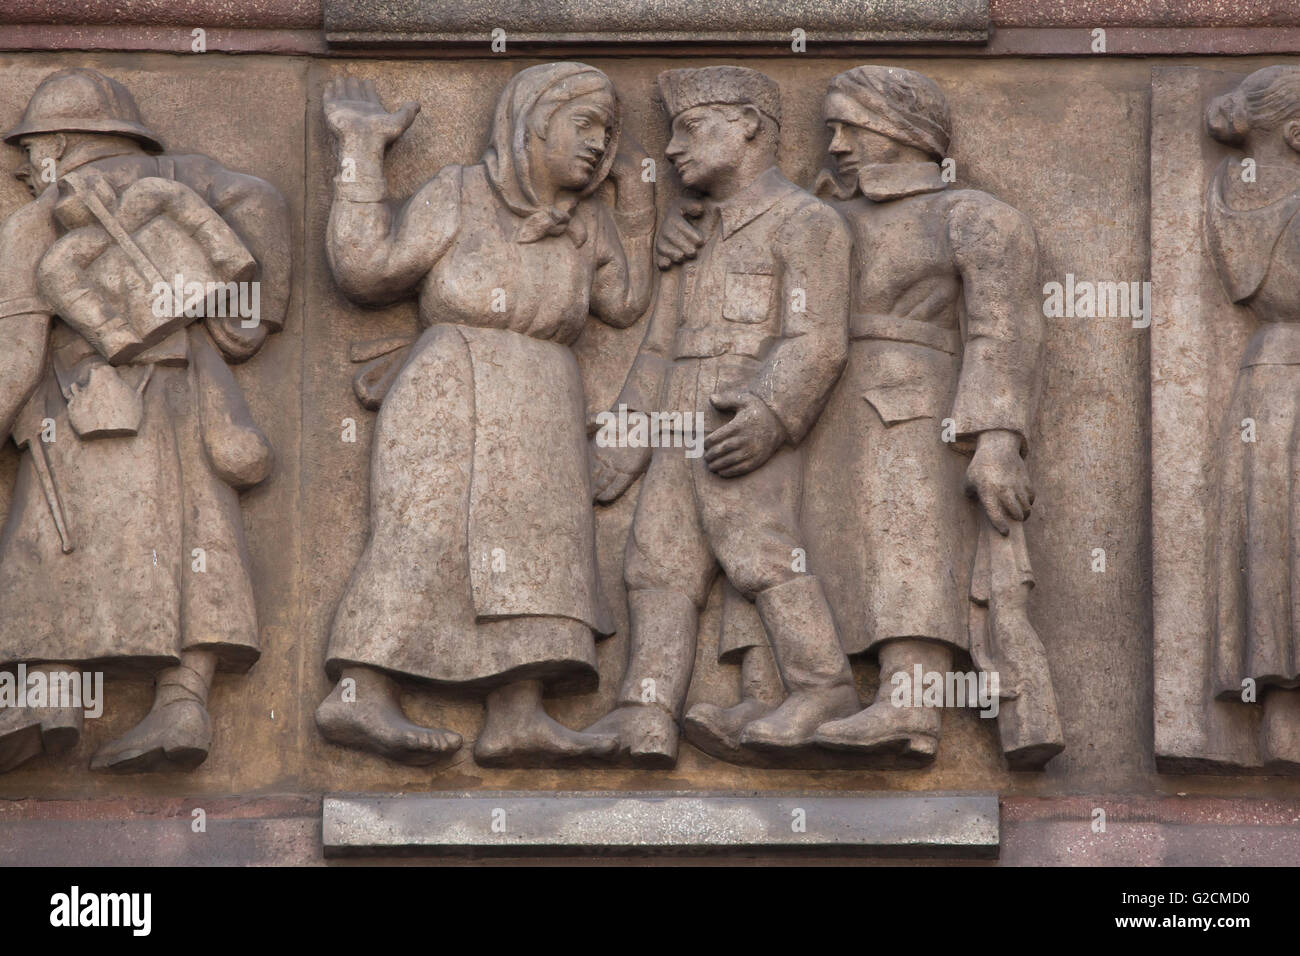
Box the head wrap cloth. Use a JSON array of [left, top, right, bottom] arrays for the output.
[[483, 62, 619, 244], [823, 66, 951, 161]]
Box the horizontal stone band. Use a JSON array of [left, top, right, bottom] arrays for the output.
[[323, 0, 990, 46], [323, 791, 1000, 857]]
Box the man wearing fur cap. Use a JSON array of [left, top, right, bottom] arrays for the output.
[[586, 66, 859, 763], [658, 65, 1061, 769]]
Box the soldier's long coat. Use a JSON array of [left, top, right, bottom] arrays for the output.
[[0, 151, 289, 673]]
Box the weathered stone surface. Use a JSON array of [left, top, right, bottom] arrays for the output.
[[290, 55, 1154, 796], [0, 0, 323, 28], [7, 794, 1300, 865], [991, 0, 1300, 28], [0, 51, 307, 792], [1152, 65, 1300, 774], [321, 791, 1000, 856], [0, 63, 297, 777], [1, 11, 1298, 868], [0, 54, 1162, 808], [323, 0, 991, 46]]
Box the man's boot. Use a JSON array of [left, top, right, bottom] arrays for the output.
[[738, 576, 859, 751], [685, 642, 781, 752], [814, 638, 949, 760], [0, 665, 85, 773], [1262, 687, 1300, 772], [583, 588, 696, 767], [92, 651, 215, 772]]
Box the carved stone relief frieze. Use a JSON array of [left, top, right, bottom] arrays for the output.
[[311, 61, 1064, 773], [0, 67, 291, 774]]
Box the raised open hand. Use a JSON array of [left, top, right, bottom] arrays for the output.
[[323, 77, 420, 147]]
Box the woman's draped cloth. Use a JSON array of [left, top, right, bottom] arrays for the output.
[[331, 63, 621, 687], [484, 62, 620, 245], [351, 63, 620, 406], [467, 63, 619, 638], [1205, 158, 1300, 697]]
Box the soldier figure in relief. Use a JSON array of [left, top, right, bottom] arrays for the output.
[[0, 69, 290, 773], [586, 66, 859, 764], [657, 66, 1061, 769], [800, 67, 1055, 766]]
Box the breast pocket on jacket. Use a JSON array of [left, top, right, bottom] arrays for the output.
[[722, 270, 774, 324]]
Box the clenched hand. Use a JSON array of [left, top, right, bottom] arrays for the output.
[[964, 428, 1034, 535]]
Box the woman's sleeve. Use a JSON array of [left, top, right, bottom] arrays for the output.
[[326, 164, 462, 307], [588, 198, 656, 328]]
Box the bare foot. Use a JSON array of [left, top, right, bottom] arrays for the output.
[[315, 668, 461, 765], [91, 698, 211, 773], [473, 680, 616, 766]]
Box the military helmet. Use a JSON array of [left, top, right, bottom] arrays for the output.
[[2, 68, 163, 150]]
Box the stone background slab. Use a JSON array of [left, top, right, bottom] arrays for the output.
[[0, 47, 1297, 863]]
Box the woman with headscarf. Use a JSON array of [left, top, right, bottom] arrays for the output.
[[316, 65, 656, 765], [1205, 66, 1300, 769]]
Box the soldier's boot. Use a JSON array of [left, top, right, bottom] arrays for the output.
[[0, 665, 85, 774], [738, 577, 859, 751], [583, 588, 697, 767], [315, 664, 462, 765], [814, 638, 949, 760], [92, 652, 215, 772], [1262, 687, 1300, 772], [685, 643, 780, 751], [473, 679, 616, 766]]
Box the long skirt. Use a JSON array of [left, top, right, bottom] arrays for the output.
[[325, 322, 610, 692], [0, 349, 261, 675], [1213, 359, 1300, 698]]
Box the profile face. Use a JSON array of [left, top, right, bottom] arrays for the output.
[[538, 92, 614, 192], [825, 119, 903, 179], [18, 133, 61, 186], [666, 105, 750, 192], [12, 159, 37, 198]]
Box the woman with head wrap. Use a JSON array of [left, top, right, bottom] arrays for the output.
[[316, 64, 656, 765], [1204, 66, 1300, 769]]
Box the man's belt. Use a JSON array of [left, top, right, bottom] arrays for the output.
[[851, 311, 960, 355], [673, 326, 772, 360], [0, 296, 49, 320]]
